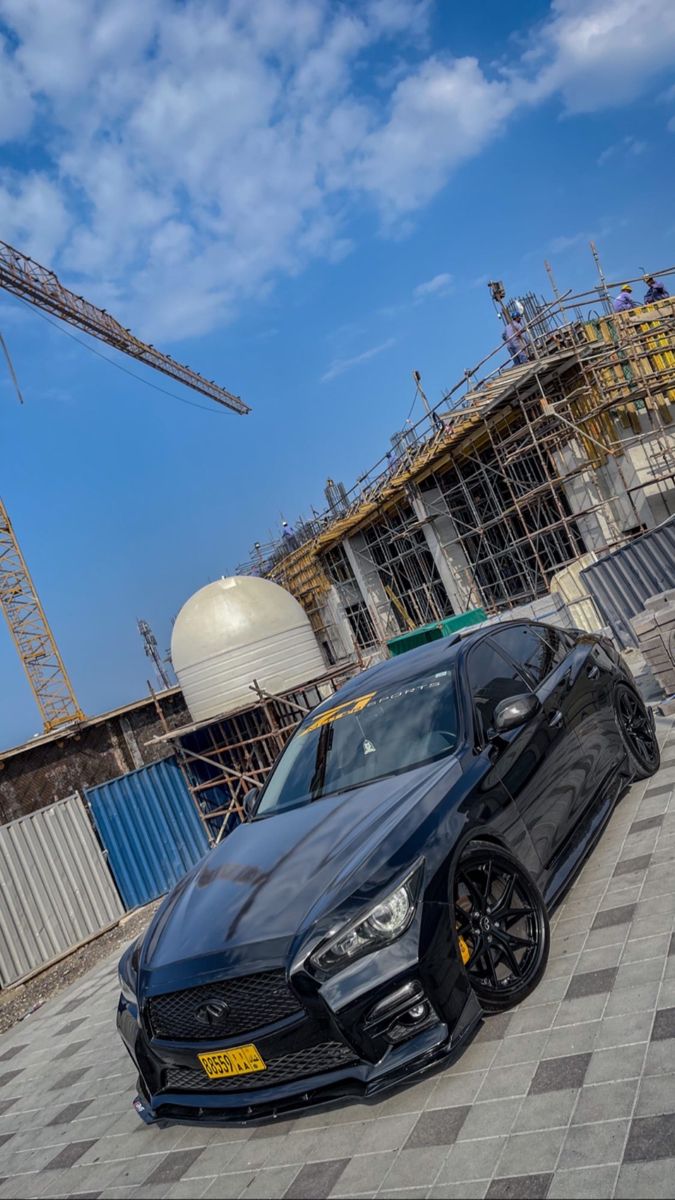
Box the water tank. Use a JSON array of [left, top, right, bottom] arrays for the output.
[[171, 576, 326, 722]]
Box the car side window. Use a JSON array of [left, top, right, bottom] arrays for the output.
[[490, 624, 553, 687], [466, 637, 532, 741], [533, 625, 571, 672]]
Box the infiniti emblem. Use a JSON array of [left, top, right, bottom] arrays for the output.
[[195, 999, 230, 1026]]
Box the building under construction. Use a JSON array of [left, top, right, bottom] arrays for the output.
[[240, 272, 675, 662], [5, 262, 675, 852]]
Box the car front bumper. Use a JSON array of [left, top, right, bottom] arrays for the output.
[[118, 899, 483, 1129], [118, 986, 482, 1126]]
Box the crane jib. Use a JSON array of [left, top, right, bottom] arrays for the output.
[[0, 240, 250, 415]]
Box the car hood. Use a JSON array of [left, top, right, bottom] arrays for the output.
[[140, 755, 461, 991]]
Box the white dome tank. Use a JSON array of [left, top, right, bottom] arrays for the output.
[[171, 575, 326, 722]]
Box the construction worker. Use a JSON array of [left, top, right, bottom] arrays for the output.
[[644, 275, 669, 304], [613, 284, 636, 312], [502, 312, 531, 365]]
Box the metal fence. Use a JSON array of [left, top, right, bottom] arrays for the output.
[[85, 758, 209, 910], [581, 517, 675, 646], [0, 793, 124, 987]]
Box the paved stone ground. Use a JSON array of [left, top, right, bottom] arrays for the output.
[[1, 721, 675, 1200]]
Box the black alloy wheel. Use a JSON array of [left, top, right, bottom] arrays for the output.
[[615, 683, 660, 780], [454, 842, 550, 1012]]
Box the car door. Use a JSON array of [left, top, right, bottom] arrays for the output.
[[465, 624, 583, 869], [541, 627, 624, 827]]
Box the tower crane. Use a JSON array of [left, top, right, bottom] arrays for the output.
[[0, 499, 84, 731], [0, 239, 249, 734]]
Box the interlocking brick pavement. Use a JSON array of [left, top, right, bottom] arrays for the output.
[[0, 721, 674, 1199]]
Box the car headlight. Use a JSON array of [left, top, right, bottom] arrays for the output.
[[118, 971, 136, 1004], [118, 937, 141, 1004], [311, 861, 424, 975]]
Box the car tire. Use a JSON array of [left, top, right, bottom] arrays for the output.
[[454, 841, 550, 1013], [615, 682, 660, 780]]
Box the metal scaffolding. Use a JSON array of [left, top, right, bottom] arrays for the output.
[[240, 269, 675, 645], [322, 545, 379, 650], [360, 501, 450, 630]]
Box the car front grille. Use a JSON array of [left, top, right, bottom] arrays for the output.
[[164, 1041, 357, 1093], [146, 970, 302, 1041]]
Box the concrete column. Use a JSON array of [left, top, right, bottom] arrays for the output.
[[621, 427, 675, 526], [319, 586, 357, 661], [555, 416, 675, 541], [411, 487, 483, 612], [344, 534, 399, 641], [553, 440, 617, 552]]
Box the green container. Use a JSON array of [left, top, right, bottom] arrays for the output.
[[387, 608, 487, 657]]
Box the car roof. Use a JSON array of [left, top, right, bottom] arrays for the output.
[[321, 619, 543, 709]]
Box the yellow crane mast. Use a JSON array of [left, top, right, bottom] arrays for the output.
[[0, 499, 84, 731], [0, 239, 249, 733]]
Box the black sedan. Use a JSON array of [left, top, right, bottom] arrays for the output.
[[117, 619, 660, 1125]]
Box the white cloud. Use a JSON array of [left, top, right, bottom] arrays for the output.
[[0, 0, 389, 338], [0, 33, 33, 139], [520, 0, 675, 113], [597, 135, 647, 166], [366, 0, 432, 38], [357, 57, 516, 216], [0, 172, 70, 262], [548, 232, 591, 254], [543, 216, 620, 256], [413, 272, 454, 301], [0, 0, 673, 342], [321, 338, 395, 383]]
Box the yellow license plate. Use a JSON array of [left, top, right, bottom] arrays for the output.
[[197, 1043, 266, 1080]]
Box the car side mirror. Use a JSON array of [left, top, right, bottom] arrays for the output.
[[243, 787, 260, 819], [492, 693, 541, 735]]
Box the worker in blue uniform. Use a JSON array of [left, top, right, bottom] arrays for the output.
[[644, 276, 669, 304], [613, 284, 637, 312], [502, 312, 531, 365]]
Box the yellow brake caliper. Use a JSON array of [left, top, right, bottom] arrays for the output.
[[457, 932, 471, 965]]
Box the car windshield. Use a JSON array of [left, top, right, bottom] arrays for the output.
[[255, 664, 459, 817]]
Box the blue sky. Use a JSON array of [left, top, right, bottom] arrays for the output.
[[0, 0, 675, 748]]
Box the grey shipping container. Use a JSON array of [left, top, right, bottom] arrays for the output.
[[0, 793, 123, 987]]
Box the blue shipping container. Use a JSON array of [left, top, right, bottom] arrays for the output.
[[86, 758, 209, 909]]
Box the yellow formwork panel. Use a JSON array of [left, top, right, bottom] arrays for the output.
[[268, 541, 331, 615], [582, 303, 673, 429]]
